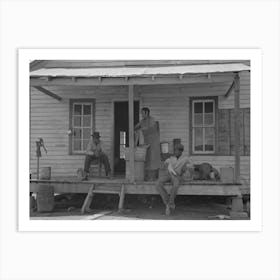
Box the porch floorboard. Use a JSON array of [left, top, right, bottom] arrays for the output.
[[30, 176, 243, 196]]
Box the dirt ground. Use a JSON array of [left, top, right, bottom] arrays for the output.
[[30, 194, 249, 220]]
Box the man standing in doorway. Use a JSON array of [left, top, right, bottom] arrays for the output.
[[83, 132, 111, 180], [134, 107, 161, 180], [156, 144, 192, 216]]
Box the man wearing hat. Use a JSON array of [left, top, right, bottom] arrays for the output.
[[156, 144, 193, 216], [83, 132, 111, 180]]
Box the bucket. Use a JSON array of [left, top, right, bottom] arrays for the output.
[[160, 142, 169, 154], [124, 145, 149, 161], [37, 184, 54, 212], [39, 167, 51, 180]]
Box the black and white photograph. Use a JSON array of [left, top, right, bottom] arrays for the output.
[[1, 1, 280, 280], [28, 59, 251, 221]]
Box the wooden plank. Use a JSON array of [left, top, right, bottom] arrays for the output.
[[30, 74, 235, 87], [239, 109, 244, 155], [121, 184, 242, 196], [231, 196, 244, 212], [33, 86, 62, 101], [81, 185, 95, 214], [217, 109, 230, 155], [111, 101, 115, 175], [118, 184, 126, 211], [224, 81, 235, 97], [244, 108, 250, 155], [230, 109, 246, 155], [234, 73, 241, 183], [128, 85, 135, 182], [30, 181, 242, 196], [82, 211, 113, 220]]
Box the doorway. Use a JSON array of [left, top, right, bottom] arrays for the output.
[[114, 101, 140, 175]]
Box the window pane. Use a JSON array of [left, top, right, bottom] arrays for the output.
[[74, 128, 82, 140], [74, 104, 82, 115], [74, 116, 82, 127], [83, 140, 89, 150], [204, 113, 214, 125], [120, 131, 126, 145], [74, 140, 82, 151], [194, 127, 203, 151], [194, 102, 203, 113], [205, 127, 215, 151], [83, 128, 91, 140], [194, 113, 203, 126], [205, 102, 213, 113], [84, 105, 92, 115], [83, 116, 91, 127]]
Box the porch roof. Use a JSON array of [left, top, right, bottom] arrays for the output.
[[30, 63, 250, 78]]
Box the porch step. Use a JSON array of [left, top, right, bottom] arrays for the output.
[[93, 189, 121, 194], [81, 184, 125, 214]]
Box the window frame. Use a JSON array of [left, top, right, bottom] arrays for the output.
[[189, 96, 218, 155], [119, 131, 126, 159], [69, 99, 95, 155]]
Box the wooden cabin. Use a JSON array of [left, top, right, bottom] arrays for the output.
[[29, 60, 250, 213]]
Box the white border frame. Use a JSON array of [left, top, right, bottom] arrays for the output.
[[19, 49, 262, 232]]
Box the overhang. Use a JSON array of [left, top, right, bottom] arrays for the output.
[[30, 63, 250, 78]]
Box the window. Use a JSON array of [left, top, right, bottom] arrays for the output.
[[69, 99, 95, 154], [119, 131, 126, 159], [191, 99, 216, 154]]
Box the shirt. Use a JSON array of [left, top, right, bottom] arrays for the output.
[[86, 139, 103, 156], [165, 155, 192, 176]]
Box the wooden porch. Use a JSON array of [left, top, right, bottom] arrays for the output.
[[30, 177, 245, 215]]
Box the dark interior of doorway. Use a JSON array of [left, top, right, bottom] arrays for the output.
[[114, 101, 139, 175]]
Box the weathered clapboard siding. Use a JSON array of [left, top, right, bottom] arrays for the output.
[[30, 74, 250, 182], [139, 74, 250, 182], [30, 85, 134, 177]]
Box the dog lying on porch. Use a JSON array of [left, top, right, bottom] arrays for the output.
[[182, 162, 220, 181]]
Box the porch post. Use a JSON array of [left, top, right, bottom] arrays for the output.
[[128, 85, 135, 182], [234, 72, 240, 184]]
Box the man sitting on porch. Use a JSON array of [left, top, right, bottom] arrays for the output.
[[83, 132, 111, 180], [156, 144, 192, 216]]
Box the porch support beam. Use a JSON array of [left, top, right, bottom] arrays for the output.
[[128, 85, 135, 182], [224, 80, 235, 98], [234, 72, 240, 184], [33, 86, 62, 101], [30, 73, 235, 87]]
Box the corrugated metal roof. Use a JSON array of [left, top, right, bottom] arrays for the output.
[[30, 63, 250, 78]]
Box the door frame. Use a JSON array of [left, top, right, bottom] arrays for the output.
[[111, 98, 141, 175]]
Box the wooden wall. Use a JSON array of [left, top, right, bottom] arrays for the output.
[[30, 85, 133, 177], [30, 71, 250, 184], [139, 71, 250, 184]]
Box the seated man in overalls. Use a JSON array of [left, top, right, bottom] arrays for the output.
[[156, 144, 193, 216], [83, 132, 111, 180]]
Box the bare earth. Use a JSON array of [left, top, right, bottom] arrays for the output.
[[30, 195, 249, 220]]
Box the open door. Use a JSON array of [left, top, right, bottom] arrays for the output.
[[114, 101, 139, 175]]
